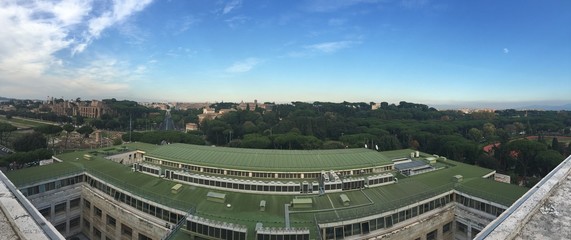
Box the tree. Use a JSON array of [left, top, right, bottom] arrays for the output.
[[532, 150, 563, 177], [483, 123, 496, 139], [551, 137, 562, 154], [12, 132, 47, 152], [376, 135, 402, 151], [0, 122, 17, 145], [112, 138, 123, 146], [201, 119, 231, 145], [240, 134, 271, 149], [34, 125, 63, 148], [62, 124, 75, 149], [475, 154, 499, 170], [76, 125, 94, 145], [513, 122, 525, 134], [467, 128, 483, 142], [75, 114, 84, 125], [507, 140, 548, 184]]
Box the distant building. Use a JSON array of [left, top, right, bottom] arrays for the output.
[[44, 99, 111, 118], [238, 100, 273, 112], [197, 107, 237, 124], [77, 100, 111, 119], [174, 102, 210, 110], [218, 108, 237, 115], [185, 123, 198, 132], [371, 103, 382, 110]]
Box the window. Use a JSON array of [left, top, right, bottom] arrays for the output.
[[426, 229, 437, 240], [472, 228, 481, 238], [70, 198, 80, 209], [457, 221, 467, 234], [443, 221, 452, 233], [84, 199, 91, 210], [138, 233, 152, 240], [40, 207, 51, 218], [55, 222, 66, 233], [83, 218, 90, 230], [385, 216, 393, 228], [94, 227, 102, 239], [55, 202, 66, 215], [107, 215, 116, 228], [121, 224, 133, 237], [70, 217, 80, 230], [344, 224, 352, 237], [94, 206, 102, 218]]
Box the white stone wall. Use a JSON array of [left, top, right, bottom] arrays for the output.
[[81, 186, 170, 240], [27, 184, 82, 237]]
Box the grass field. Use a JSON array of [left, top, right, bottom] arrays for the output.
[[0, 115, 54, 129]]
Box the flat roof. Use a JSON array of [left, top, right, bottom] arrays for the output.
[[4, 143, 530, 239], [145, 143, 394, 172], [395, 160, 430, 171]]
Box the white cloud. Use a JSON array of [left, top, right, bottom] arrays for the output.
[[225, 58, 262, 73], [0, 0, 153, 99], [77, 0, 153, 53], [178, 15, 200, 33], [503, 48, 509, 54], [305, 41, 358, 53], [223, 0, 242, 15], [225, 15, 248, 28]]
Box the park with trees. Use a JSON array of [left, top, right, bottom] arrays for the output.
[[1, 99, 570, 187]]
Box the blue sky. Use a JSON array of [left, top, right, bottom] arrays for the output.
[[1, 0, 570, 108]]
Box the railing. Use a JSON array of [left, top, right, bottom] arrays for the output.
[[11, 169, 85, 188], [454, 184, 515, 207], [162, 208, 194, 240]]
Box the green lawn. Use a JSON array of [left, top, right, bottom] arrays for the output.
[[0, 115, 54, 129]]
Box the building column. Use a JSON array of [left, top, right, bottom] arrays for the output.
[[466, 222, 472, 239]]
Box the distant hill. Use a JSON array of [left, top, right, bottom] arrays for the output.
[[431, 103, 571, 111], [518, 104, 571, 111]]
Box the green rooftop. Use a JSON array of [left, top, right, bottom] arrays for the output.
[[145, 143, 394, 172], [3, 142, 529, 239]]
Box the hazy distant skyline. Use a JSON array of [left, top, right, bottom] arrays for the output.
[[1, 0, 570, 107]]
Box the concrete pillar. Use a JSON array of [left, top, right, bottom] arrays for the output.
[[466, 222, 472, 239]]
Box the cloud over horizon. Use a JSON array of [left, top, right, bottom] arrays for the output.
[[0, 0, 154, 99], [305, 41, 359, 54], [225, 58, 262, 73]]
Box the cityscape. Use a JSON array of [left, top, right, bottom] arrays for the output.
[[1, 1, 570, 240]]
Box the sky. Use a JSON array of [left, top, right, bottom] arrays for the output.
[[0, 0, 570, 108]]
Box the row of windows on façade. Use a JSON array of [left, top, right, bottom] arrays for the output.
[[142, 157, 394, 180], [19, 171, 506, 240], [135, 162, 396, 194]]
